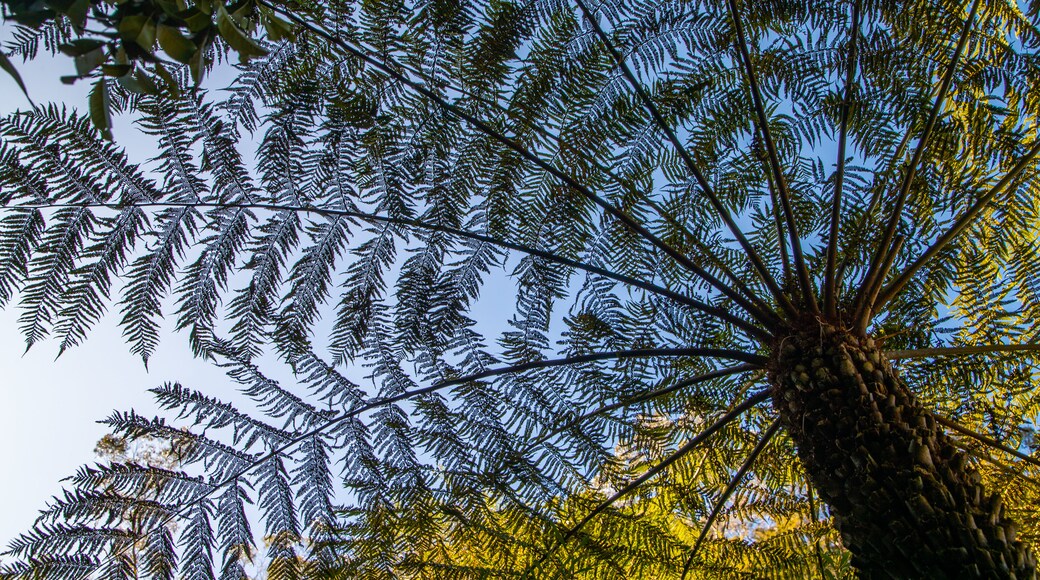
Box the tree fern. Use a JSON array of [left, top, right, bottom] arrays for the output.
[[2, 0, 1040, 577]]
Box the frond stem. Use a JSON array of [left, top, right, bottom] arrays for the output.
[[888, 344, 1040, 360], [727, 0, 818, 314], [5, 200, 772, 341], [436, 347, 768, 387], [573, 0, 794, 319], [680, 419, 781, 579], [954, 443, 1040, 488], [522, 366, 761, 457], [648, 199, 781, 327], [78, 348, 758, 576], [855, 234, 902, 333], [824, 0, 862, 318], [806, 483, 827, 579], [860, 0, 981, 315], [265, 23, 778, 326], [764, 132, 792, 286], [934, 414, 1040, 470], [267, 3, 781, 331], [834, 129, 912, 293]]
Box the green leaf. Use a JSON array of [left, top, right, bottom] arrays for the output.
[[59, 39, 107, 57], [118, 14, 146, 43], [262, 12, 294, 42], [188, 33, 209, 84], [74, 47, 107, 76], [153, 0, 183, 17], [42, 0, 75, 10], [118, 14, 157, 51], [157, 24, 198, 64], [193, 0, 214, 16], [152, 61, 181, 98], [215, 3, 268, 63], [0, 52, 32, 105], [117, 69, 160, 95], [176, 7, 213, 33], [101, 64, 133, 77], [64, 0, 88, 31], [230, 2, 257, 31], [138, 19, 158, 51], [7, 9, 56, 28], [176, 7, 213, 32], [88, 78, 113, 140]]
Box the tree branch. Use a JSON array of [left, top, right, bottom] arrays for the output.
[[680, 419, 781, 579], [522, 390, 771, 577]]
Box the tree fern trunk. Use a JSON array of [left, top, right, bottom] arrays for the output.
[[770, 320, 1036, 578]]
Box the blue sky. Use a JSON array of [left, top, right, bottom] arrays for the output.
[[0, 49, 237, 557], [0, 302, 233, 557]]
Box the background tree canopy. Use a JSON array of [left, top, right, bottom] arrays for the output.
[[1, 0, 1040, 577]]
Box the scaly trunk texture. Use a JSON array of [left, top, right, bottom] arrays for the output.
[[770, 319, 1037, 579]]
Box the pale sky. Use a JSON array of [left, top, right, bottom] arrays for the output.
[[0, 305, 232, 557], [0, 46, 234, 557]]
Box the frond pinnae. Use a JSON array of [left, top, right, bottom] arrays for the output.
[[10, 199, 770, 341], [263, 3, 784, 332], [726, 0, 817, 314], [680, 419, 781, 579], [876, 139, 1040, 311], [859, 0, 982, 315], [572, 0, 792, 320], [522, 389, 770, 577], [521, 366, 762, 457]]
